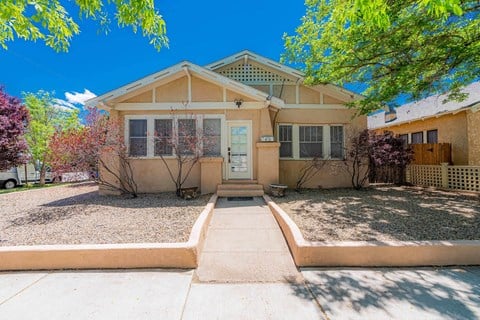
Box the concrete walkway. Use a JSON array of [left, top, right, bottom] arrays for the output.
[[184, 197, 323, 319], [195, 197, 301, 283]]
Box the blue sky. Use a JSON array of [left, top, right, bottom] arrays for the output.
[[0, 1, 308, 108]]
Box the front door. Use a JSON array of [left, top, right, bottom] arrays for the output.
[[227, 121, 252, 179]]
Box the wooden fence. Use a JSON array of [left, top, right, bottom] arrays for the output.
[[406, 163, 480, 192], [410, 143, 451, 165]]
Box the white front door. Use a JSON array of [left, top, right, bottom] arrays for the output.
[[227, 121, 252, 179]]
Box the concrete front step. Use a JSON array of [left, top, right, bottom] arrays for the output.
[[216, 189, 264, 197], [222, 179, 258, 184], [217, 182, 264, 197], [217, 184, 263, 191]]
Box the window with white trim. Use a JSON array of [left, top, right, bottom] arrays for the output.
[[299, 126, 323, 158], [278, 124, 344, 160], [178, 119, 196, 155], [154, 119, 173, 156], [279, 125, 293, 158], [330, 126, 344, 159], [411, 131, 423, 144], [203, 119, 221, 156], [126, 115, 224, 158], [128, 119, 147, 157]]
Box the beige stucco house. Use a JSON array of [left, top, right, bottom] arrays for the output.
[[368, 82, 480, 165], [86, 50, 366, 195]]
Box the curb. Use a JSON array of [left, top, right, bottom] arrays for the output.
[[264, 195, 480, 267], [0, 194, 217, 271]]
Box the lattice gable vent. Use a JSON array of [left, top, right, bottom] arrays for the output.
[[217, 62, 295, 85]]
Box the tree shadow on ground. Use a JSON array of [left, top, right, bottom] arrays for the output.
[[276, 187, 480, 241], [7, 191, 210, 227], [287, 268, 480, 320]]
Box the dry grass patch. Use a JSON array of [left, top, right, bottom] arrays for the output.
[[275, 186, 480, 242], [0, 183, 210, 246]]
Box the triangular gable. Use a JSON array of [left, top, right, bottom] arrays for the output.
[[205, 50, 303, 84], [85, 60, 284, 109], [205, 50, 362, 103]]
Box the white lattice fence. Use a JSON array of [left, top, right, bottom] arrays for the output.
[[448, 166, 480, 191], [406, 164, 480, 192], [407, 165, 443, 188]]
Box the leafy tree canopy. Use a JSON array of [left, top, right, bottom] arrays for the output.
[[0, 87, 29, 170], [0, 0, 168, 52], [23, 90, 80, 184], [284, 0, 480, 114]]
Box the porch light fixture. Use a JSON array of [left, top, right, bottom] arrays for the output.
[[234, 99, 243, 108]]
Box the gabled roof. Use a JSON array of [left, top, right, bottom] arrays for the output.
[[206, 50, 362, 101], [205, 50, 304, 80], [368, 81, 480, 129], [85, 60, 284, 109]]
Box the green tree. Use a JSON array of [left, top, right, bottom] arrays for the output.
[[284, 0, 480, 114], [0, 0, 168, 52], [23, 91, 80, 185]]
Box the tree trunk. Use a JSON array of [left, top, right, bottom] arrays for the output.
[[39, 163, 46, 186]]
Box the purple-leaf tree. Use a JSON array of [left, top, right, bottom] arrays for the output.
[[0, 87, 29, 170], [368, 131, 413, 184]]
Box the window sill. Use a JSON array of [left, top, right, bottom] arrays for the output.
[[279, 157, 345, 161]]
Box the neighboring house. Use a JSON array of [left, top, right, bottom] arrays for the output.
[[368, 82, 480, 165], [86, 50, 365, 195]]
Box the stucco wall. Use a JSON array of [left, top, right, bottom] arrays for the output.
[[277, 109, 367, 189], [375, 112, 468, 165], [467, 110, 480, 165]]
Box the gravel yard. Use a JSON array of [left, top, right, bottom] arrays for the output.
[[275, 186, 480, 242], [0, 183, 210, 246]]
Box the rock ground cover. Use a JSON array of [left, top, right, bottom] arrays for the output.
[[0, 183, 210, 246], [275, 186, 480, 241]]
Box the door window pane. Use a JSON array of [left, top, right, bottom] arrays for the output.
[[279, 125, 292, 158], [427, 129, 438, 143], [330, 126, 344, 159], [129, 119, 147, 156], [203, 119, 221, 156], [411, 132, 423, 144], [230, 126, 248, 172], [299, 126, 323, 158], [154, 119, 173, 156]]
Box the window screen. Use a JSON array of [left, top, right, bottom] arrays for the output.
[[279, 125, 293, 158], [128, 119, 147, 156], [411, 132, 423, 144], [203, 119, 221, 156], [299, 126, 323, 158], [330, 126, 344, 159], [178, 119, 197, 155], [399, 134, 408, 146], [154, 119, 173, 156], [427, 129, 438, 143]]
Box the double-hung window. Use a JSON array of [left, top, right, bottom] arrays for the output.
[[330, 126, 344, 159], [299, 126, 323, 158], [411, 131, 423, 144], [178, 119, 197, 155], [154, 119, 173, 156], [279, 125, 293, 158], [128, 119, 147, 157], [427, 129, 438, 143], [203, 119, 221, 156]]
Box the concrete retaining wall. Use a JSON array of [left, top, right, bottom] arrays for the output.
[[264, 195, 480, 267], [0, 195, 217, 271]]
